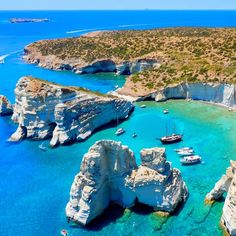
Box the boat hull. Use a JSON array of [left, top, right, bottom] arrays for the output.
[[181, 160, 201, 165], [161, 137, 182, 144]]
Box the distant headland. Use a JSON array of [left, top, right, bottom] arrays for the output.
[[9, 18, 49, 23], [23, 27, 236, 104]]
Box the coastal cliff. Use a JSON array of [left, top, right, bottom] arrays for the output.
[[24, 43, 160, 75], [205, 161, 236, 235], [0, 95, 13, 116], [117, 82, 236, 108], [66, 140, 188, 225], [23, 28, 236, 106], [9, 77, 133, 146]]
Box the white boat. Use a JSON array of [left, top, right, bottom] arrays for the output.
[[174, 147, 193, 152], [177, 150, 194, 156], [114, 85, 119, 89], [180, 155, 201, 165], [140, 104, 146, 108], [60, 229, 68, 236], [115, 128, 125, 136], [163, 109, 169, 114], [132, 133, 137, 138]]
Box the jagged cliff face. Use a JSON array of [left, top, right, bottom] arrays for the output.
[[9, 77, 133, 146], [205, 161, 236, 235], [66, 140, 188, 226], [0, 95, 13, 116], [117, 82, 236, 108], [24, 44, 160, 76]]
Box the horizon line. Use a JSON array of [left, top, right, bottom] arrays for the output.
[[1, 9, 236, 11]]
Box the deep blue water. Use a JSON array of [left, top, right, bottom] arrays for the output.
[[0, 10, 236, 236]]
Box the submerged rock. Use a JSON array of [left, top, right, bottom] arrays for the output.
[[66, 140, 188, 226], [0, 95, 13, 116], [205, 161, 236, 235], [9, 76, 133, 146]]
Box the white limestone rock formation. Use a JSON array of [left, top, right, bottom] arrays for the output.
[[118, 82, 236, 109], [66, 140, 188, 226], [0, 95, 13, 116], [126, 147, 188, 212], [9, 76, 133, 146], [205, 161, 236, 235]]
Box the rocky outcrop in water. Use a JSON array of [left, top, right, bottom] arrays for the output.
[[10, 18, 49, 23], [9, 77, 133, 146], [117, 82, 236, 108], [205, 161, 236, 235], [66, 140, 188, 225], [0, 95, 13, 116]]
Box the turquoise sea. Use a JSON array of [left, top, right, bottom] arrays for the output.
[[0, 10, 236, 236]]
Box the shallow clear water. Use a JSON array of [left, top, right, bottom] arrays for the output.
[[0, 10, 236, 236], [1, 100, 236, 236]]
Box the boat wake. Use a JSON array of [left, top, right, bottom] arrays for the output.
[[0, 50, 22, 63], [66, 27, 105, 34], [118, 23, 152, 28], [0, 54, 10, 63]]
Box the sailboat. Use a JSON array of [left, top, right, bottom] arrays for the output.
[[115, 113, 125, 136], [160, 120, 182, 144]]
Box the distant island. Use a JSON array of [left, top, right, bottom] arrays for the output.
[[10, 18, 49, 23]]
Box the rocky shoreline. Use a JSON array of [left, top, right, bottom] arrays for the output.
[[22, 28, 236, 109], [205, 161, 236, 236], [112, 82, 236, 109], [66, 140, 188, 226], [8, 76, 133, 146], [23, 45, 160, 76]]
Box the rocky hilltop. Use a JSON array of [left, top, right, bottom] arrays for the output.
[[9, 77, 133, 146], [23, 28, 236, 100], [0, 95, 13, 116], [205, 161, 236, 235], [66, 140, 188, 225]]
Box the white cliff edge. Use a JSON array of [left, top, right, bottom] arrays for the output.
[[205, 161, 236, 235], [9, 77, 133, 146], [0, 95, 13, 116], [66, 140, 188, 226], [116, 82, 236, 109], [23, 44, 160, 76]]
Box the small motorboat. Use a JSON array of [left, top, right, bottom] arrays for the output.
[[60, 229, 68, 236], [180, 155, 201, 165], [115, 128, 125, 136], [140, 104, 146, 108], [114, 85, 119, 89], [177, 150, 194, 156], [174, 147, 193, 152], [163, 109, 169, 114], [132, 133, 137, 138], [160, 134, 182, 144], [38, 142, 47, 151]]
